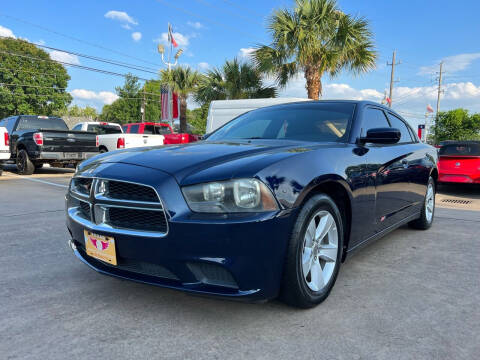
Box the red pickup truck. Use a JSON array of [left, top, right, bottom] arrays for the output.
[[122, 122, 200, 145]]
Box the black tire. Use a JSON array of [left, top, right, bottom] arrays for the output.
[[99, 147, 108, 154], [280, 194, 344, 308], [0, 164, 3, 176], [409, 177, 435, 230], [16, 149, 35, 175]]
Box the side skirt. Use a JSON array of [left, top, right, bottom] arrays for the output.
[[345, 211, 421, 259]]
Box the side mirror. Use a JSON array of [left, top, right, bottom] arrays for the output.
[[359, 127, 401, 144]]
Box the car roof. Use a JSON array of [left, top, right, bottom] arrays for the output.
[[250, 99, 394, 113]]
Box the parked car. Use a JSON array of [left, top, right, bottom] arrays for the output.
[[206, 97, 311, 133], [66, 100, 438, 308], [72, 121, 164, 153], [123, 122, 200, 144], [438, 140, 480, 183], [0, 115, 99, 175], [0, 126, 10, 176]]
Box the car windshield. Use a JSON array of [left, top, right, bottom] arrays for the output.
[[87, 124, 122, 134], [16, 116, 68, 131], [439, 143, 480, 156], [206, 103, 354, 142]]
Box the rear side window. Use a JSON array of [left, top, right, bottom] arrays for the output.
[[122, 125, 128, 133], [439, 143, 480, 156], [16, 116, 68, 131], [155, 126, 172, 135], [72, 124, 82, 131], [363, 108, 390, 135], [143, 125, 155, 134], [3, 117, 17, 133], [387, 113, 413, 143], [129, 124, 140, 133]]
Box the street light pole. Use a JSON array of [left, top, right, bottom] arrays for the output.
[[157, 24, 183, 127]]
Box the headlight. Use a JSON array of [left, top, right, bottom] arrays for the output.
[[182, 178, 279, 213]]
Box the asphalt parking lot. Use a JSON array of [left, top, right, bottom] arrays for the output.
[[1, 165, 479, 360]]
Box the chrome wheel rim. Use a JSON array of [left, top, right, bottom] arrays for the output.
[[301, 210, 338, 292], [425, 182, 434, 222]]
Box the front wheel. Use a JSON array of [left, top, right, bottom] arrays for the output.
[[281, 194, 344, 308], [16, 149, 35, 175]]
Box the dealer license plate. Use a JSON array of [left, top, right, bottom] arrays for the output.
[[84, 230, 117, 266]]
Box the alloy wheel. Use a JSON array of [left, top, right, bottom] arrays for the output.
[[301, 210, 338, 292], [425, 182, 434, 223]]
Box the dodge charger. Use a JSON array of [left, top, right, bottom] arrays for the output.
[[66, 101, 438, 308]]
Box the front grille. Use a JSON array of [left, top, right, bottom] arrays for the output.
[[72, 177, 93, 196], [69, 177, 168, 235], [108, 207, 168, 232], [78, 201, 90, 219], [107, 180, 159, 203]]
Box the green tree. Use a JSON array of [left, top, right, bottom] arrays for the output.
[[187, 104, 209, 134], [100, 74, 141, 123], [56, 105, 98, 118], [431, 109, 480, 142], [0, 38, 72, 118], [195, 58, 277, 105], [253, 0, 376, 99], [160, 66, 200, 133]]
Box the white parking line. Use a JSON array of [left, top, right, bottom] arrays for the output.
[[15, 176, 68, 189]]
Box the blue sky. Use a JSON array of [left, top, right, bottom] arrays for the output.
[[1, 0, 480, 127]]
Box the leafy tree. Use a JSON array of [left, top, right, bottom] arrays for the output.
[[100, 74, 141, 123], [431, 109, 480, 142], [187, 104, 209, 134], [195, 58, 277, 105], [253, 0, 376, 99], [56, 105, 98, 118], [0, 38, 72, 118], [100, 76, 163, 124], [160, 66, 200, 133]]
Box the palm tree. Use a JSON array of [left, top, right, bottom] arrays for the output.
[[160, 66, 200, 133], [195, 58, 277, 105], [253, 0, 376, 100]]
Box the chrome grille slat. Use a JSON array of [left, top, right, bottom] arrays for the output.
[[67, 177, 168, 237]]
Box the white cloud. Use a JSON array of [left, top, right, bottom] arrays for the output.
[[187, 21, 203, 29], [419, 53, 480, 75], [122, 23, 132, 30], [49, 50, 80, 65], [238, 47, 255, 59], [131, 32, 142, 42], [198, 62, 209, 70], [35, 39, 46, 46], [104, 11, 138, 25], [70, 89, 119, 105], [155, 32, 190, 48], [0, 25, 16, 38]]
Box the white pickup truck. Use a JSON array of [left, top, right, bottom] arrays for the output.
[[72, 122, 164, 153], [0, 126, 10, 176]]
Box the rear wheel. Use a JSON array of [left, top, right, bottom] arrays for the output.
[[99, 146, 108, 153], [16, 149, 35, 175], [409, 176, 435, 230], [281, 194, 343, 308]]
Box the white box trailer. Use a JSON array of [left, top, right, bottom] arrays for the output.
[[206, 98, 311, 134]]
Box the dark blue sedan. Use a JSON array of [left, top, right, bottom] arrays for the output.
[[66, 101, 438, 308]]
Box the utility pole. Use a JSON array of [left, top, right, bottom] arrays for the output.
[[141, 87, 146, 122], [434, 62, 444, 144], [387, 50, 400, 107]]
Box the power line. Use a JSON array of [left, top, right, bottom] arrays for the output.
[[0, 49, 151, 81], [220, 0, 266, 18], [0, 13, 162, 67]]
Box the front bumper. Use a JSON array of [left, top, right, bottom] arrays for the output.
[[66, 163, 297, 301]]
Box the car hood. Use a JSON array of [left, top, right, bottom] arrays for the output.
[[79, 140, 332, 185]]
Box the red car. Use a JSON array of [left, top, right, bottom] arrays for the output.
[[438, 141, 480, 183], [122, 122, 200, 145]]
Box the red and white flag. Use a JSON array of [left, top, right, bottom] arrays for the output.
[[168, 24, 178, 48], [161, 85, 180, 121], [426, 104, 434, 113], [385, 96, 392, 106]]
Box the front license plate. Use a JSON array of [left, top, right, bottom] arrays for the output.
[[84, 230, 117, 266], [65, 152, 80, 159]]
